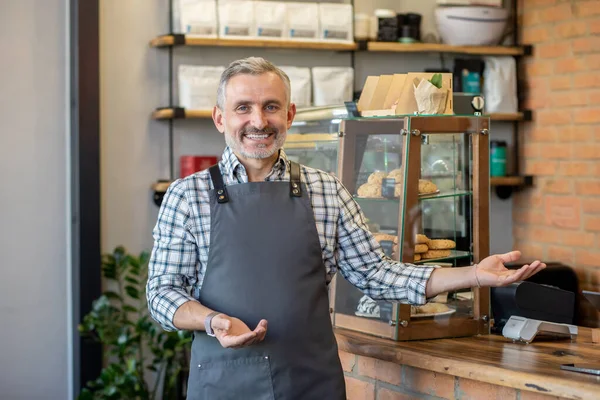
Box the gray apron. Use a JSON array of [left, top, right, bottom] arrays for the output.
[[186, 162, 346, 400]]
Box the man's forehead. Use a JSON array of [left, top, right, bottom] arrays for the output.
[[225, 73, 286, 99]]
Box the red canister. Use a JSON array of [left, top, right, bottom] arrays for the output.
[[180, 155, 219, 178]]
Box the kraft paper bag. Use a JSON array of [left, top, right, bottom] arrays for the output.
[[413, 77, 449, 115]]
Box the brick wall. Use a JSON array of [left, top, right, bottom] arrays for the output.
[[517, 0, 600, 327], [340, 351, 568, 400]]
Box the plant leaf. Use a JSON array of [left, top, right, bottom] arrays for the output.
[[429, 73, 443, 89], [125, 285, 140, 299]]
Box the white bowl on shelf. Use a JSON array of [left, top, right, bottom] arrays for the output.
[[435, 6, 509, 46]]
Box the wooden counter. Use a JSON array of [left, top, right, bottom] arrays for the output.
[[335, 327, 600, 400]]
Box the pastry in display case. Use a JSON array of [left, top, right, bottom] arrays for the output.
[[284, 105, 347, 176], [330, 114, 491, 341]]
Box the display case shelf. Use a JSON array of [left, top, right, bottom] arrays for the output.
[[152, 107, 529, 122], [415, 250, 472, 265]]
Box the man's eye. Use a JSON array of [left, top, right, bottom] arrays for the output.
[[266, 105, 279, 111], [236, 105, 249, 112]]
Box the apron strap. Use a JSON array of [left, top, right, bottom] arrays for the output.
[[209, 164, 229, 204], [289, 161, 302, 197]]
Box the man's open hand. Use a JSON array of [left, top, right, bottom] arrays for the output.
[[211, 314, 268, 349], [476, 250, 546, 287]]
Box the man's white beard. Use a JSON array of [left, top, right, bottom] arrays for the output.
[[225, 130, 286, 159]]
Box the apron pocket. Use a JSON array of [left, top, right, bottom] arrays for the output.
[[189, 355, 275, 400]]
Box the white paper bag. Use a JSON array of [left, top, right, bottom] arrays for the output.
[[178, 65, 225, 110], [279, 66, 312, 108], [312, 67, 354, 106], [253, 1, 286, 39], [318, 3, 353, 42], [175, 0, 217, 37], [219, 0, 254, 38], [483, 57, 518, 113], [286, 2, 319, 40], [413, 78, 448, 114]]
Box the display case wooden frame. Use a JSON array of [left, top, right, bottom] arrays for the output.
[[330, 115, 491, 341]]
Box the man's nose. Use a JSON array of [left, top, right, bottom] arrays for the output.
[[250, 109, 268, 130]]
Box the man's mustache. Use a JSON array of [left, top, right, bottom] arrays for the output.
[[242, 126, 279, 135]]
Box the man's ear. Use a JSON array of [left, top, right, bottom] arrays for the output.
[[213, 106, 225, 133], [286, 103, 297, 130]]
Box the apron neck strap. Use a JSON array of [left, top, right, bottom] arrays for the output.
[[289, 161, 302, 198], [209, 164, 229, 204]]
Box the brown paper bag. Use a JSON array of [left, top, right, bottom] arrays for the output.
[[413, 77, 449, 115]]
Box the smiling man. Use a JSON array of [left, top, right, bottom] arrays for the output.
[[147, 57, 546, 400]]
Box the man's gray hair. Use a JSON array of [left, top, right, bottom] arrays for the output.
[[216, 57, 291, 110]]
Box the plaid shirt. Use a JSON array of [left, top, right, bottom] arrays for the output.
[[147, 147, 435, 331]]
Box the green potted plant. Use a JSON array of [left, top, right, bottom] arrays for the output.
[[78, 246, 192, 400]]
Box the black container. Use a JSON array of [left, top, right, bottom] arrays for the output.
[[377, 17, 398, 42]]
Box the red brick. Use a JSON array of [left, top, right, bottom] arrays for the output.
[[555, 21, 589, 38], [524, 60, 554, 77], [582, 198, 600, 213], [575, 1, 600, 17], [557, 126, 594, 142], [544, 178, 573, 194], [575, 250, 600, 268], [559, 161, 594, 176], [377, 388, 414, 400], [345, 376, 375, 400], [527, 127, 557, 143], [548, 246, 574, 262], [572, 37, 600, 54], [573, 72, 600, 88], [525, 160, 558, 175], [404, 366, 455, 399], [536, 110, 572, 126], [514, 243, 546, 260], [585, 216, 600, 232], [514, 210, 546, 225], [537, 42, 571, 58], [532, 226, 563, 244], [549, 76, 572, 90], [576, 181, 600, 195], [523, 143, 539, 158], [591, 18, 600, 35], [562, 231, 596, 247], [555, 58, 586, 73], [545, 196, 582, 229], [523, 0, 557, 9], [574, 108, 600, 124], [586, 54, 600, 69], [589, 90, 600, 104], [522, 12, 539, 27], [520, 390, 564, 400], [339, 351, 356, 372], [571, 144, 600, 159], [357, 356, 402, 386], [514, 191, 544, 209], [537, 144, 571, 159], [522, 27, 550, 44], [457, 377, 517, 400], [539, 3, 574, 22], [550, 91, 589, 108]]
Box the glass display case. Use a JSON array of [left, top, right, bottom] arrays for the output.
[[331, 115, 491, 341], [285, 106, 347, 176]]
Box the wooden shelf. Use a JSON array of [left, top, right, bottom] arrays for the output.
[[149, 35, 358, 51], [153, 108, 529, 122], [149, 35, 531, 56], [152, 108, 212, 120], [490, 176, 532, 187], [366, 42, 527, 56], [488, 112, 529, 121]]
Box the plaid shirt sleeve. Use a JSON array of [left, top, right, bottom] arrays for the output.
[[334, 180, 435, 305], [146, 179, 199, 331]]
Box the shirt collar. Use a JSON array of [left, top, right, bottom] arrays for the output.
[[219, 146, 289, 182]]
